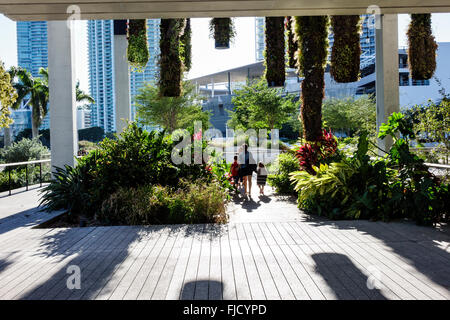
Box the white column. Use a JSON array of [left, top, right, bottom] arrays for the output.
[[376, 14, 399, 154], [114, 23, 131, 134], [211, 78, 215, 98], [48, 21, 77, 171]]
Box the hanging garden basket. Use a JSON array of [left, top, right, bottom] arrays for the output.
[[330, 15, 361, 83], [158, 19, 185, 97], [286, 16, 298, 70], [127, 19, 149, 70], [294, 16, 330, 142], [209, 18, 235, 50], [265, 17, 286, 88], [407, 14, 438, 80], [180, 18, 192, 71]]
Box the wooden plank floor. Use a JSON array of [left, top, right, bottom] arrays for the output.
[[0, 186, 449, 300]]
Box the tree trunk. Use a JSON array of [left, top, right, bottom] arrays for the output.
[[3, 126, 11, 146], [31, 117, 39, 139]]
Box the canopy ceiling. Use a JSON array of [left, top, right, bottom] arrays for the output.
[[1, 0, 450, 21]]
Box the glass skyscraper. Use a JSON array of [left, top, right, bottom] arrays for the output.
[[16, 21, 49, 130], [88, 19, 161, 132]]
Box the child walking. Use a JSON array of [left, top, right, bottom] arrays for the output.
[[256, 162, 268, 195], [230, 155, 240, 187]]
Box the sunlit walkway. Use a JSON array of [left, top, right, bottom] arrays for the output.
[[0, 185, 449, 300]]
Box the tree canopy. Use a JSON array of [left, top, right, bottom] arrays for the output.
[[0, 61, 18, 128], [135, 81, 210, 132], [228, 79, 296, 131]]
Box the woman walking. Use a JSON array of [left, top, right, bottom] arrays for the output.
[[238, 144, 255, 197]]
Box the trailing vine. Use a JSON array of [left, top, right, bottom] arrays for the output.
[[407, 14, 438, 80], [127, 19, 149, 70], [180, 18, 192, 72], [330, 15, 361, 83], [264, 17, 286, 87], [293, 16, 329, 142], [159, 19, 185, 97], [209, 18, 236, 49], [286, 16, 298, 69]]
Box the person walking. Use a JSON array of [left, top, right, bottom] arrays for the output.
[[256, 162, 268, 195], [238, 144, 255, 197]]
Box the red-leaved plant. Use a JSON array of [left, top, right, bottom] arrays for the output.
[[295, 129, 338, 175]]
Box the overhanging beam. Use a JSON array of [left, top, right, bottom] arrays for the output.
[[1, 0, 450, 21]]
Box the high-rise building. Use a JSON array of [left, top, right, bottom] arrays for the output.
[[255, 16, 376, 68], [88, 19, 161, 132], [88, 20, 116, 132], [16, 21, 50, 130]]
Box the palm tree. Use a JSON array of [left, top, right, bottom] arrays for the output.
[[12, 67, 94, 139], [11, 67, 48, 139], [76, 81, 95, 104]]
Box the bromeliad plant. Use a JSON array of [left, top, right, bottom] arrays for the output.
[[407, 14, 438, 80], [127, 19, 149, 70], [330, 15, 361, 83], [293, 129, 339, 175], [209, 18, 236, 49], [265, 17, 286, 87]]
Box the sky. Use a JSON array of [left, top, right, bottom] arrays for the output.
[[1, 13, 450, 93]]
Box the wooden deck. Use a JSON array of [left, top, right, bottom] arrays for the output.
[[0, 186, 449, 300]]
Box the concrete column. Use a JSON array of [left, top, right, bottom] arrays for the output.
[[113, 20, 131, 134], [228, 72, 231, 95], [48, 20, 77, 171], [376, 14, 399, 154], [211, 78, 215, 98]]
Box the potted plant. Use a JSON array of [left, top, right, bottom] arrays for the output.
[[265, 17, 286, 88], [209, 18, 236, 49], [126, 19, 149, 70], [293, 16, 329, 142], [407, 14, 438, 80], [330, 15, 361, 83]]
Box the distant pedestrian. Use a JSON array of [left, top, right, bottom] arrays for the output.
[[238, 144, 255, 197], [256, 162, 268, 196], [230, 155, 240, 187]]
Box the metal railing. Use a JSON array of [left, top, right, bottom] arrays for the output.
[[0, 159, 51, 196]]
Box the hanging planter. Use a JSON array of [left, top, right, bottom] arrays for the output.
[[265, 17, 286, 88], [330, 15, 361, 83], [159, 18, 185, 97], [293, 16, 329, 142], [180, 18, 192, 72], [407, 14, 438, 80], [126, 19, 149, 70], [209, 18, 236, 49], [286, 16, 298, 69]]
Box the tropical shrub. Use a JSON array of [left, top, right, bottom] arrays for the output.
[[127, 19, 149, 70], [0, 138, 49, 163], [330, 15, 361, 83], [407, 14, 438, 80], [209, 18, 236, 49], [265, 17, 286, 87], [293, 129, 339, 175], [267, 152, 300, 194], [293, 16, 329, 141], [290, 115, 449, 225], [40, 123, 231, 223], [98, 179, 228, 225]]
